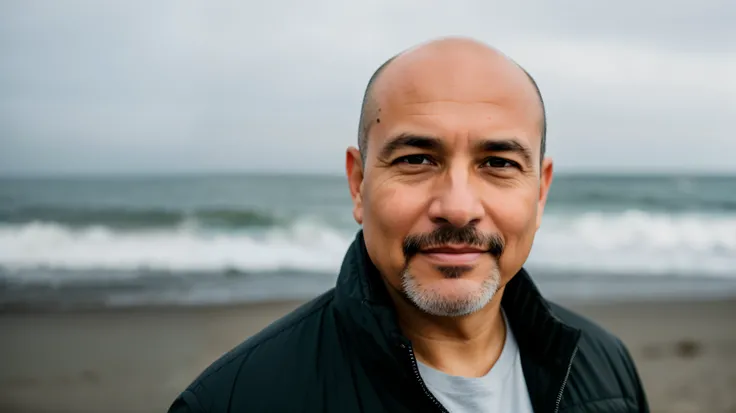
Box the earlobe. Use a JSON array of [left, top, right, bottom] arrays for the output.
[[536, 157, 554, 229], [345, 147, 365, 225], [353, 194, 363, 224]]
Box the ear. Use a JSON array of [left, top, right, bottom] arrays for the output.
[[536, 157, 554, 230], [345, 147, 364, 225]]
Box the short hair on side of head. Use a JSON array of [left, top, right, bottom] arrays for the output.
[[358, 55, 397, 163], [356, 53, 548, 164], [520, 67, 547, 160]]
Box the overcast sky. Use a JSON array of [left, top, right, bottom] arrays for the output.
[[1, 1, 734, 176]]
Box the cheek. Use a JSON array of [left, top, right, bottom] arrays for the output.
[[362, 180, 429, 270], [488, 188, 539, 271], [366, 180, 427, 234], [491, 189, 537, 234]]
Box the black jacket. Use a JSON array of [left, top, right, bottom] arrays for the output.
[[169, 231, 650, 412]]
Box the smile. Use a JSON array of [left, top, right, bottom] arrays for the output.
[[418, 245, 487, 265]]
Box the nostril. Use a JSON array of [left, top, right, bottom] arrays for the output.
[[430, 216, 451, 225]]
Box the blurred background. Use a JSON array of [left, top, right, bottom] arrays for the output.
[[1, 1, 735, 412]]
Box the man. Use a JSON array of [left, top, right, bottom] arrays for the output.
[[168, 37, 649, 412]]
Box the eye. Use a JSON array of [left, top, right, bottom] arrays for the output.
[[482, 157, 519, 169], [393, 154, 434, 166]]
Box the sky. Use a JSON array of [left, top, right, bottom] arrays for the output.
[[1, 1, 734, 176]]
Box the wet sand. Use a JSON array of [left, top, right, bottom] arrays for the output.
[[1, 297, 734, 413]]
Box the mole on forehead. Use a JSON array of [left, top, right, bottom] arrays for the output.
[[368, 59, 538, 126]]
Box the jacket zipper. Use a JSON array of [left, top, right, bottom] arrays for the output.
[[401, 342, 448, 413], [553, 346, 578, 413]]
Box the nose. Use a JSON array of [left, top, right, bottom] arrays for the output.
[[428, 167, 484, 228]]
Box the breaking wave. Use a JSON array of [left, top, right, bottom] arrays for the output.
[[1, 210, 735, 283]]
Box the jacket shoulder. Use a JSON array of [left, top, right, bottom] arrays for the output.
[[168, 289, 337, 413], [548, 301, 622, 347], [548, 301, 649, 412]]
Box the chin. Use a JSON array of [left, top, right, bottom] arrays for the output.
[[400, 267, 501, 317]]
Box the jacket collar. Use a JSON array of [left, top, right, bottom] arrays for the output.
[[335, 230, 579, 357], [333, 230, 581, 411]]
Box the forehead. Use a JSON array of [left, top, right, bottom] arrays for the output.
[[369, 47, 543, 152]]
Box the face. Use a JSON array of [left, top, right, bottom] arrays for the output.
[[346, 42, 553, 317]]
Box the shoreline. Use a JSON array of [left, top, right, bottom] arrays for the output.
[[4, 268, 736, 314], [1, 295, 735, 413], [1, 291, 735, 314]]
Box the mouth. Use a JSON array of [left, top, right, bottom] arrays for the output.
[[418, 245, 488, 265]]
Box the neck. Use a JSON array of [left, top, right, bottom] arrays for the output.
[[389, 284, 508, 378]]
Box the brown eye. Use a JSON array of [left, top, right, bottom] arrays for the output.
[[482, 157, 518, 169], [394, 155, 433, 165]]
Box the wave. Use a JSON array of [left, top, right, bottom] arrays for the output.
[[0, 205, 281, 229], [1, 210, 735, 284], [530, 210, 736, 276], [0, 218, 352, 278]]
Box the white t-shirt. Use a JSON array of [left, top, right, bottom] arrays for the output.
[[417, 311, 534, 412]]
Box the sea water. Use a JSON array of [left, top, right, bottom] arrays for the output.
[[2, 173, 735, 308]]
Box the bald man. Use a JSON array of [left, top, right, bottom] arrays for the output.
[[168, 37, 650, 413]]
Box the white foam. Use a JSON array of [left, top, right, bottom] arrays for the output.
[[1, 210, 736, 282], [530, 210, 736, 276], [0, 219, 353, 280]]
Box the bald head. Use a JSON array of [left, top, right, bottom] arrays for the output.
[[357, 38, 547, 164]]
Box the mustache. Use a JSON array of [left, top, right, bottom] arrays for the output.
[[402, 225, 505, 260]]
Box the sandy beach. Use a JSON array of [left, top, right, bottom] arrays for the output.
[[1, 297, 734, 413]]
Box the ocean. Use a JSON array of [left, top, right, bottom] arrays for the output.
[[2, 173, 736, 309]]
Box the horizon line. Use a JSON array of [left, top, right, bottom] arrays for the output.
[[2, 168, 736, 179]]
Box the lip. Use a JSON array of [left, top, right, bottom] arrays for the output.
[[419, 245, 487, 265], [421, 245, 487, 254]]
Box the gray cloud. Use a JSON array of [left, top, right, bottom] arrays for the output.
[[1, 0, 734, 175]]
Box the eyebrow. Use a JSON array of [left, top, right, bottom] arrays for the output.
[[474, 139, 535, 169], [378, 133, 445, 160], [378, 133, 535, 168]]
